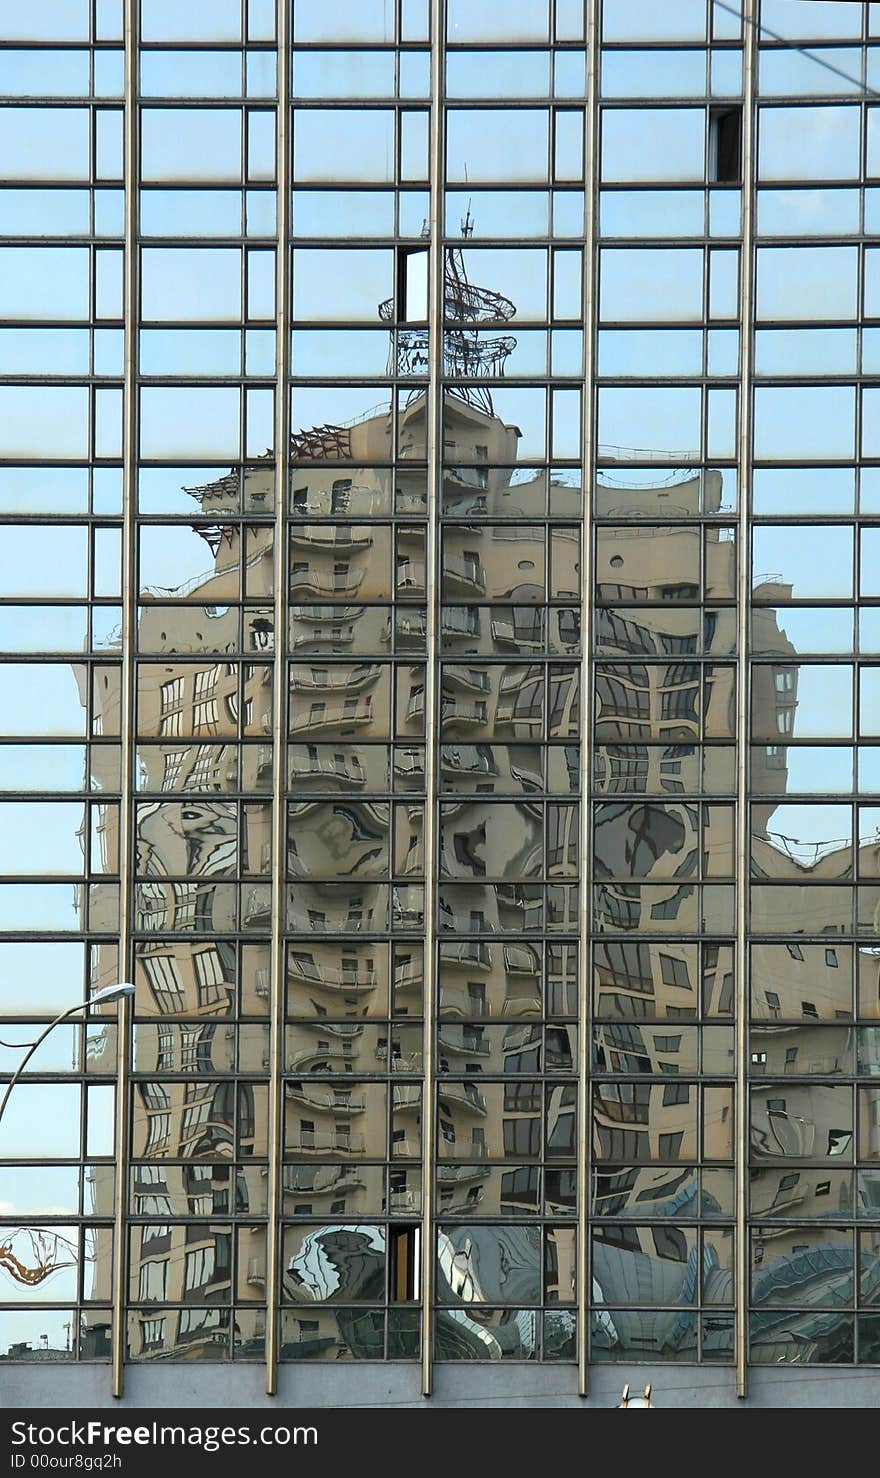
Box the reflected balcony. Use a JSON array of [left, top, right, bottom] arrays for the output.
[[291, 629, 355, 650], [140, 562, 241, 603], [291, 608, 363, 650], [437, 1027, 491, 1058], [394, 957, 424, 991], [375, 1045, 422, 1074], [281, 1167, 365, 1198], [444, 494, 488, 517], [289, 665, 379, 693], [753, 1105, 817, 1158], [243, 889, 271, 925], [286, 1048, 356, 1073], [390, 1054, 421, 1073], [389, 1188, 421, 1212], [396, 560, 427, 595], [441, 699, 488, 729], [443, 666, 491, 695], [289, 701, 374, 734], [289, 570, 365, 598], [594, 1096, 650, 1127], [291, 603, 361, 633], [504, 1023, 540, 1050], [288, 961, 377, 992], [294, 1021, 363, 1041], [442, 608, 480, 642], [285, 1085, 366, 1116], [245, 1258, 266, 1290], [437, 1164, 491, 1186], [396, 611, 428, 648], [288, 755, 366, 790], [290, 594, 359, 620], [491, 615, 544, 651], [391, 1084, 421, 1112], [752, 572, 787, 599], [503, 944, 541, 977], [441, 746, 499, 779], [392, 892, 424, 929], [496, 884, 543, 925], [442, 556, 486, 595], [287, 1132, 366, 1154], [290, 528, 373, 552], [441, 987, 541, 1019], [391, 1136, 421, 1157], [440, 941, 493, 970], [394, 750, 425, 785], [438, 1081, 487, 1116]]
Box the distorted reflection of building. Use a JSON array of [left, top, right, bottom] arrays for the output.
[[74, 422, 880, 1366], [588, 466, 746, 1361], [587, 467, 880, 1364], [74, 236, 574, 1357], [68, 226, 880, 1371]]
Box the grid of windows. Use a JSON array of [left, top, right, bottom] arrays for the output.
[[0, 0, 126, 1365], [5, 0, 880, 1401], [746, 0, 880, 1373]]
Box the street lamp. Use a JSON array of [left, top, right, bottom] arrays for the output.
[[0, 982, 134, 1126], [618, 1382, 652, 1408]]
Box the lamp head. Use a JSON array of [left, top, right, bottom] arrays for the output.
[[89, 981, 135, 1006]]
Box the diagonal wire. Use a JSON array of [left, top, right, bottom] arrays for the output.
[[714, 0, 880, 99]]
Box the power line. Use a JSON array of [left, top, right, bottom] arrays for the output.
[[714, 0, 880, 99]]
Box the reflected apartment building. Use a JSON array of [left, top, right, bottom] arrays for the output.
[[75, 352, 865, 1366], [81, 350, 586, 1360], [9, 266, 876, 1379]]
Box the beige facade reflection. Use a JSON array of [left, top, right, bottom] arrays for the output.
[[71, 419, 880, 1364], [50, 237, 877, 1364], [74, 349, 581, 1358]]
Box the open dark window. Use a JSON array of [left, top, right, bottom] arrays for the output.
[[709, 106, 742, 183], [397, 247, 429, 322], [388, 1225, 419, 1301]]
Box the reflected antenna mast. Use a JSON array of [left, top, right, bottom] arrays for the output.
[[379, 200, 517, 415]]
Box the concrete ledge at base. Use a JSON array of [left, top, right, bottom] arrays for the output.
[[4, 1363, 880, 1408]]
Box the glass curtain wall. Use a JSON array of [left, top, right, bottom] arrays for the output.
[[590, 0, 741, 1368], [3, 0, 880, 1395], [432, 0, 585, 1366], [280, 0, 431, 1364], [0, 0, 125, 1365], [747, 0, 880, 1370]]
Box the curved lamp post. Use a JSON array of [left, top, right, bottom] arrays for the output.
[[618, 1382, 652, 1408], [0, 982, 134, 1126]]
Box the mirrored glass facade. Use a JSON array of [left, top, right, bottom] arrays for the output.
[[5, 0, 880, 1404]]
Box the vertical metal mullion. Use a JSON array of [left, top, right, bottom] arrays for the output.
[[420, 0, 444, 1402], [736, 0, 758, 1404], [111, 0, 138, 1400], [265, 0, 291, 1399], [576, 0, 601, 1401]]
